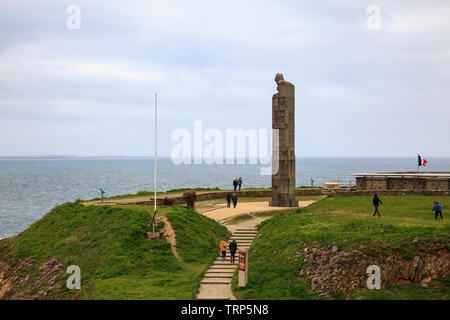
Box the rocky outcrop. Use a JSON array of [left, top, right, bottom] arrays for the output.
[[296, 241, 449, 297]]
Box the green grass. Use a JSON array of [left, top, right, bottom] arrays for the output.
[[114, 204, 173, 216], [232, 195, 450, 300], [0, 202, 229, 300]]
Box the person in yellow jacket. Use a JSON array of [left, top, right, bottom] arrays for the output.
[[219, 238, 228, 261]]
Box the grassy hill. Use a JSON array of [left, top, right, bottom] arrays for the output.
[[232, 195, 450, 300], [0, 202, 229, 299]]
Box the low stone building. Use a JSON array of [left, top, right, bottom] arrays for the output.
[[353, 172, 450, 192]]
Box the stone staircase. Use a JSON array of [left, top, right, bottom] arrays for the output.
[[197, 228, 258, 300]]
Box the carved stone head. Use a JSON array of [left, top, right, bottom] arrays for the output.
[[274, 73, 284, 85]]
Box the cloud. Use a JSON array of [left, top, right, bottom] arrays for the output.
[[0, 0, 449, 157]]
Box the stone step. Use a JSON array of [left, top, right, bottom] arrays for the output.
[[236, 228, 257, 231], [227, 246, 251, 250], [206, 269, 235, 274], [197, 296, 231, 301], [201, 278, 232, 284], [212, 261, 238, 266], [209, 265, 236, 270], [216, 258, 238, 262], [204, 273, 233, 278], [233, 231, 257, 234], [232, 235, 256, 237]]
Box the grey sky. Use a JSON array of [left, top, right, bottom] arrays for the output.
[[0, 0, 449, 157]]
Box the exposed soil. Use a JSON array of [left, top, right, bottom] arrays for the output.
[[158, 217, 181, 262]]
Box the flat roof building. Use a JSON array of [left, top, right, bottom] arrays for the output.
[[351, 172, 450, 192]]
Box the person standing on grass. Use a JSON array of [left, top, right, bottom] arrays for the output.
[[232, 193, 238, 208], [99, 188, 105, 203], [220, 238, 228, 261], [226, 192, 232, 208], [238, 177, 243, 191], [229, 239, 237, 263], [432, 201, 443, 220], [233, 178, 238, 191], [373, 194, 383, 217]]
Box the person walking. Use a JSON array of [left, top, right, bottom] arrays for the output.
[[226, 192, 232, 208], [432, 201, 443, 220], [229, 239, 237, 263], [238, 177, 243, 191], [233, 178, 238, 191], [231, 194, 238, 208], [220, 239, 228, 261], [373, 194, 383, 217]]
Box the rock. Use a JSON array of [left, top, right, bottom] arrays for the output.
[[420, 277, 432, 288]]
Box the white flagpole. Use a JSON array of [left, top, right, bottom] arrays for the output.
[[154, 92, 157, 213], [152, 93, 158, 236]]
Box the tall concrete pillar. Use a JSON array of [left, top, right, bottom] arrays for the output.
[[269, 73, 298, 207]]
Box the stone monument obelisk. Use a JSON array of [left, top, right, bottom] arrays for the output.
[[269, 73, 298, 207]]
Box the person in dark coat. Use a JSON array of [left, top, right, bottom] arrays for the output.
[[229, 240, 237, 263], [432, 201, 443, 220], [231, 194, 238, 208], [226, 192, 232, 208], [233, 178, 238, 191], [373, 194, 383, 217], [238, 177, 242, 191]]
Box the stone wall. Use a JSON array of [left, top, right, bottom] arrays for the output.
[[426, 179, 449, 191], [365, 178, 387, 191], [134, 187, 449, 207], [356, 176, 449, 192], [140, 189, 323, 206]]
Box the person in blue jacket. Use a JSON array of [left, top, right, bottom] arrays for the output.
[[432, 201, 443, 220]]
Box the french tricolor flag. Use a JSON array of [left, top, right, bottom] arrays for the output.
[[418, 155, 428, 166]]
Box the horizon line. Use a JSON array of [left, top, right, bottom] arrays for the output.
[[1, 155, 450, 160]]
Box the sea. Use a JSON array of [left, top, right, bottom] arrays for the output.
[[0, 157, 449, 239]]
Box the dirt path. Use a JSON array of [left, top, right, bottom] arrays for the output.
[[198, 200, 316, 222], [158, 217, 181, 262]]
